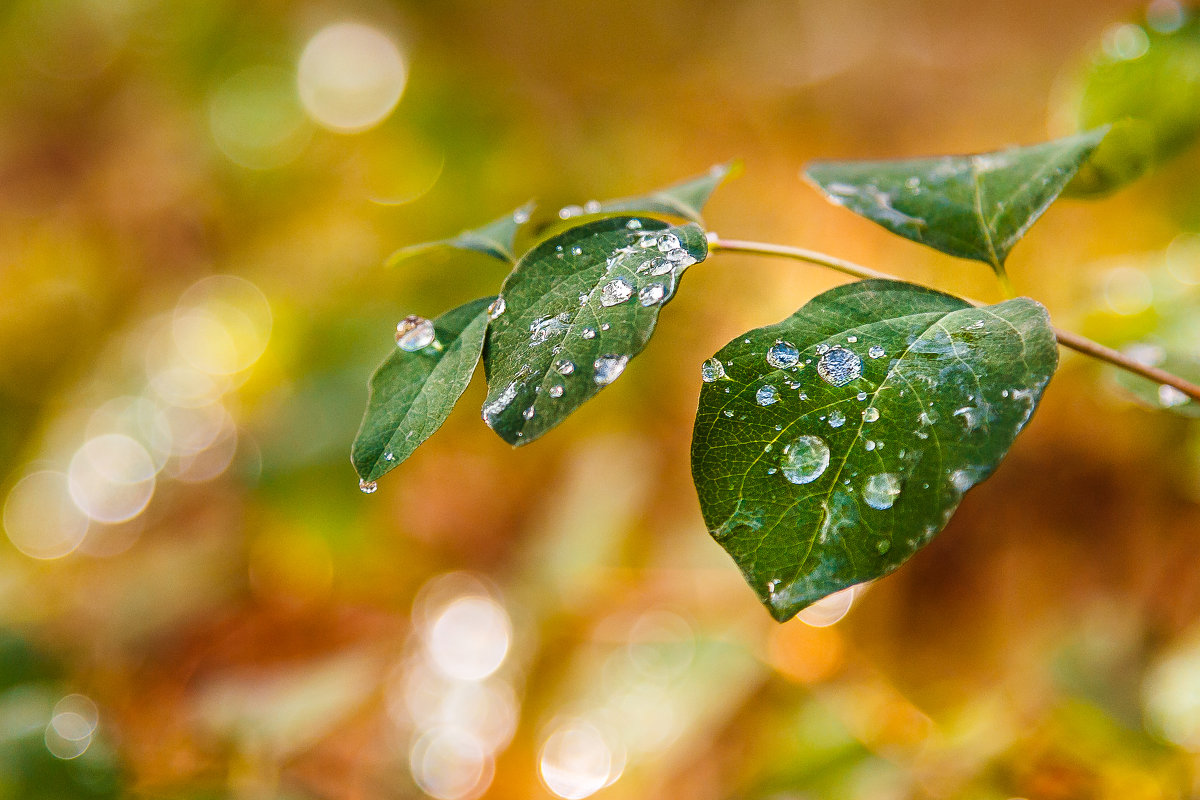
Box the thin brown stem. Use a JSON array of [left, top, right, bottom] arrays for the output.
[[708, 236, 1200, 404]]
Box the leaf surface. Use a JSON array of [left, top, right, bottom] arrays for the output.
[[804, 131, 1107, 273], [387, 202, 534, 267], [483, 216, 707, 445], [352, 296, 494, 483], [690, 280, 1058, 621]]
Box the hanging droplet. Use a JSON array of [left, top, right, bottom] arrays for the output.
[[863, 472, 901, 510], [600, 278, 634, 306], [756, 384, 779, 406], [701, 358, 725, 382], [358, 479, 378, 494], [766, 341, 800, 369], [781, 435, 830, 485], [487, 296, 506, 320], [593, 354, 629, 385], [395, 315, 436, 351], [816, 346, 862, 386], [638, 283, 666, 306]]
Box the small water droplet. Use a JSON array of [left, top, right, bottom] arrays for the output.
[[863, 472, 901, 510], [554, 359, 575, 375], [817, 346, 862, 387], [847, 335, 858, 343], [639, 283, 666, 306], [571, 246, 583, 256], [656, 233, 681, 252], [581, 327, 596, 339], [487, 297, 506, 320], [868, 345, 885, 359], [723, 409, 734, 418], [856, 391, 868, 402], [395, 315, 436, 351], [815, 343, 830, 355], [766, 341, 800, 369], [1159, 384, 1190, 407], [864, 440, 876, 451], [701, 358, 726, 382], [600, 278, 634, 306], [625, 218, 643, 230], [828, 409, 846, 428], [522, 405, 535, 420], [756, 384, 779, 406], [862, 407, 880, 423], [593, 354, 628, 385], [358, 479, 378, 494], [549, 385, 564, 398], [383, 452, 395, 461], [781, 435, 830, 484]]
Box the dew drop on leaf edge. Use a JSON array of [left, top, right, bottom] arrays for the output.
[[701, 358, 726, 382]]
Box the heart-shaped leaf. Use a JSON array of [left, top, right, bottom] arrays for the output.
[[483, 216, 707, 445], [352, 296, 494, 484], [387, 202, 535, 267], [804, 130, 1107, 276], [690, 280, 1058, 622], [1065, 13, 1200, 195]]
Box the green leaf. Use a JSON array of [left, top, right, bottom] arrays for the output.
[[804, 130, 1107, 275], [483, 216, 707, 445], [690, 280, 1058, 622], [1065, 12, 1200, 195], [352, 296, 494, 484], [599, 161, 740, 222], [515, 162, 738, 251], [386, 202, 535, 267]]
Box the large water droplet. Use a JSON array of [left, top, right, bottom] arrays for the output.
[[863, 472, 901, 510], [862, 407, 880, 423], [593, 355, 629, 385], [625, 218, 642, 230], [756, 385, 778, 406], [358, 479, 378, 494], [1159, 384, 1190, 408], [580, 327, 597, 339], [817, 346, 862, 386], [549, 385, 564, 398], [828, 409, 846, 428], [487, 297, 506, 320], [395, 315, 435, 351], [781, 435, 830, 485], [701, 358, 725, 382], [638, 283, 665, 306], [554, 359, 575, 376], [600, 278, 633, 306], [868, 345, 885, 359], [766, 341, 800, 369], [656, 232, 681, 252]]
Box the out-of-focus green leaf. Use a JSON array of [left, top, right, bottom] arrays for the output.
[[386, 202, 535, 266], [804, 130, 1107, 276], [690, 280, 1058, 622], [352, 296, 493, 484], [483, 217, 706, 445], [1066, 12, 1200, 196]]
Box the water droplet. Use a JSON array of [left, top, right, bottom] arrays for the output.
[[554, 359, 575, 376], [856, 391, 868, 402], [549, 385, 564, 398], [875, 539, 891, 554], [864, 440, 876, 451], [530, 314, 569, 345], [949, 469, 974, 493], [828, 409, 846, 428], [781, 435, 830, 485], [625, 218, 642, 230], [593, 355, 628, 385], [395, 315, 436, 351], [580, 327, 597, 339], [571, 246, 583, 256], [1159, 384, 1190, 408], [358, 479, 378, 494], [666, 248, 689, 262], [701, 358, 725, 382], [868, 345, 885, 359], [863, 472, 901, 510], [487, 297, 506, 320], [723, 409, 734, 418], [600, 278, 633, 306], [638, 283, 666, 306], [815, 343, 830, 355], [482, 381, 519, 426], [522, 406, 535, 420], [600, 323, 609, 330], [558, 204, 583, 219], [583, 199, 601, 214], [847, 335, 858, 343], [756, 385, 779, 406], [817, 346, 862, 387], [656, 233, 681, 252], [862, 407, 880, 423], [513, 208, 530, 224], [766, 341, 800, 369]]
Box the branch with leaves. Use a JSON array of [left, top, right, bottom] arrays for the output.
[[351, 124, 1200, 622]]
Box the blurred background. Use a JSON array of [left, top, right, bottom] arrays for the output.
[[2, 0, 1200, 798]]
